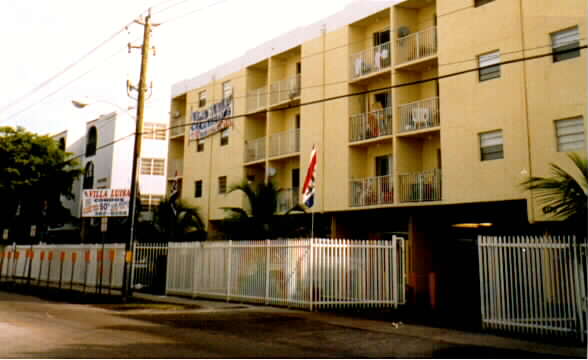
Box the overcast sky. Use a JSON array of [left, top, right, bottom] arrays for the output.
[[0, 0, 355, 136]]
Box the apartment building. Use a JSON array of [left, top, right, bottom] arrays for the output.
[[168, 0, 586, 318], [53, 111, 169, 230]]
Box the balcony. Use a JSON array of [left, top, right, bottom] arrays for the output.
[[395, 27, 437, 65], [245, 137, 266, 163], [247, 87, 267, 113], [269, 128, 300, 158], [270, 74, 301, 106], [349, 175, 394, 207], [168, 159, 183, 179], [398, 169, 441, 202], [350, 42, 392, 81], [277, 188, 299, 213], [398, 97, 439, 134], [350, 107, 393, 143], [169, 118, 184, 138]]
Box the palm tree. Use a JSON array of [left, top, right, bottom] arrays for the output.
[[221, 180, 305, 240], [152, 198, 206, 241], [522, 153, 587, 235]]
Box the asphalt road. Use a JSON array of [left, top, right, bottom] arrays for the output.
[[0, 290, 578, 358]]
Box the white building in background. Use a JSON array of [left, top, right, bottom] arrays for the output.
[[52, 111, 168, 222]]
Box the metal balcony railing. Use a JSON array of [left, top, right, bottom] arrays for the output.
[[168, 159, 183, 178], [350, 107, 393, 142], [398, 169, 441, 202], [270, 74, 301, 106], [396, 27, 437, 64], [277, 188, 299, 213], [247, 87, 267, 112], [169, 118, 184, 138], [269, 128, 300, 158], [398, 97, 439, 133], [349, 175, 394, 207], [350, 42, 392, 80], [244, 137, 266, 163]]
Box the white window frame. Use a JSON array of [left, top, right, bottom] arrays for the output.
[[140, 158, 165, 176], [555, 117, 585, 152], [551, 26, 580, 62], [198, 90, 207, 108], [140, 194, 163, 212], [143, 122, 166, 140], [478, 50, 501, 81], [218, 176, 227, 194], [223, 81, 232, 99], [480, 130, 504, 161]]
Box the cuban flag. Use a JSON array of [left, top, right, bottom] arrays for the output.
[[302, 145, 318, 208]]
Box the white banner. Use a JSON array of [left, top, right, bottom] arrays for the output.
[[82, 189, 130, 218], [189, 96, 233, 141]]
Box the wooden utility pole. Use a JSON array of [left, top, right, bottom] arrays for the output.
[[122, 9, 155, 301]]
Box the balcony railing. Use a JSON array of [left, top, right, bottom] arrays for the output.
[[277, 188, 299, 213], [396, 27, 437, 65], [398, 97, 439, 133], [247, 87, 267, 112], [350, 107, 393, 142], [350, 42, 392, 80], [349, 175, 394, 207], [168, 159, 183, 178], [269, 128, 300, 158], [245, 137, 266, 163], [398, 169, 441, 202], [169, 118, 184, 138], [270, 74, 301, 106]]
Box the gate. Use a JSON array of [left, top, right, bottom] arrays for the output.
[[478, 235, 587, 342], [131, 242, 168, 294]]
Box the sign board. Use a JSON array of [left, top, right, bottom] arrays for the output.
[[82, 189, 130, 218], [100, 218, 108, 233], [189, 96, 233, 141]]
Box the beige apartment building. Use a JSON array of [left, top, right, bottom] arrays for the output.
[[168, 0, 586, 316]]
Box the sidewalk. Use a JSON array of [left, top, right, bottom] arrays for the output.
[[134, 292, 587, 359]]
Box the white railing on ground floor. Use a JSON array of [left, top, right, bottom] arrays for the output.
[[131, 242, 169, 293], [349, 175, 394, 207], [398, 169, 441, 202], [350, 107, 393, 142], [166, 238, 406, 310], [0, 243, 126, 291], [245, 137, 266, 163], [478, 235, 587, 342]]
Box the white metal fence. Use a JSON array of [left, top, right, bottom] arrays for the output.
[[270, 74, 301, 105], [0, 243, 126, 292], [245, 137, 266, 163], [350, 42, 392, 80], [131, 242, 168, 294], [396, 27, 437, 64], [269, 128, 300, 158], [166, 238, 406, 310], [478, 235, 587, 342], [349, 107, 393, 142], [398, 97, 440, 133]]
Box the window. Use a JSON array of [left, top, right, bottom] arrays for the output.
[[479, 51, 500, 81], [296, 62, 301, 74], [196, 139, 204, 152], [143, 123, 166, 140], [140, 194, 163, 212], [375, 155, 393, 176], [295, 114, 301, 129], [198, 90, 207, 108], [85, 126, 97, 157], [555, 117, 585, 152], [218, 176, 227, 194], [220, 128, 229, 146], [292, 168, 300, 189], [475, 0, 494, 7], [373, 29, 391, 46], [140, 158, 165, 176], [58, 138, 66, 151], [83, 162, 94, 189], [223, 81, 232, 99], [194, 180, 203, 198], [551, 26, 580, 62], [480, 130, 504, 161]]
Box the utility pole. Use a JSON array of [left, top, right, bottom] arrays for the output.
[[122, 9, 155, 301]]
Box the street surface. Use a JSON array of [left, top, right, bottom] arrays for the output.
[[0, 290, 583, 358]]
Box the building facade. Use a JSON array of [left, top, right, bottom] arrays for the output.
[[168, 0, 586, 319]]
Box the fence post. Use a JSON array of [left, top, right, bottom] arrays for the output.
[[392, 236, 398, 308], [226, 240, 232, 302], [309, 238, 314, 311], [265, 239, 270, 305]]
